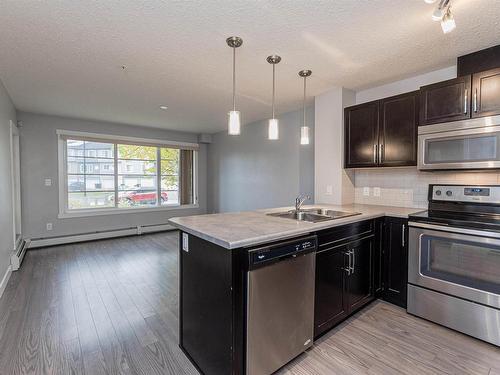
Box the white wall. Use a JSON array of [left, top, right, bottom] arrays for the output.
[[207, 107, 314, 213], [0, 79, 16, 288], [18, 112, 208, 239], [315, 87, 355, 205], [356, 65, 457, 104]]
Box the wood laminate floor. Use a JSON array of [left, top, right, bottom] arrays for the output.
[[0, 231, 498, 375]]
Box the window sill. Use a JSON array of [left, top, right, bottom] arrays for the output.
[[58, 204, 200, 219]]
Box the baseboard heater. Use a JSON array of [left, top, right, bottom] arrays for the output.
[[28, 223, 175, 249], [11, 238, 30, 271]]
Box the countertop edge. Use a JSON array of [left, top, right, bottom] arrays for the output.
[[169, 208, 420, 250]]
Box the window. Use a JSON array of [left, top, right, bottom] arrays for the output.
[[58, 131, 198, 215]]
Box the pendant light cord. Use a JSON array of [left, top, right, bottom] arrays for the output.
[[272, 64, 276, 119], [232, 46, 236, 111], [303, 76, 306, 126]]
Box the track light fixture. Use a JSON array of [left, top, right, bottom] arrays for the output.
[[425, 0, 456, 34]]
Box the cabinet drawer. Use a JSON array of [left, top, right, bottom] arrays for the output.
[[317, 220, 374, 250]]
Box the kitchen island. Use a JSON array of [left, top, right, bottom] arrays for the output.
[[169, 204, 422, 375]]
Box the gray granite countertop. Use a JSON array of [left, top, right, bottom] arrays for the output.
[[168, 204, 425, 249]]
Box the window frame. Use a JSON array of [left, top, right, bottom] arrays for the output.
[[57, 130, 199, 218]]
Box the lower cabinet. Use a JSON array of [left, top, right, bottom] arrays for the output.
[[382, 217, 409, 308], [314, 222, 375, 338], [314, 217, 410, 338]]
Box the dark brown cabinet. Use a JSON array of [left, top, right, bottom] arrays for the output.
[[344, 101, 379, 168], [379, 91, 419, 166], [314, 245, 348, 336], [472, 67, 500, 118], [419, 76, 471, 125], [344, 92, 418, 168], [346, 236, 373, 312], [314, 221, 375, 338], [382, 217, 408, 308]]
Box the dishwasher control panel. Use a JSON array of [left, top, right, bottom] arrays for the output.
[[248, 235, 317, 269]]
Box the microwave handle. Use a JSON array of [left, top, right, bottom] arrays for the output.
[[373, 144, 378, 164]]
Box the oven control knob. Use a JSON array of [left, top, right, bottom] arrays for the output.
[[435, 190, 442, 196], [446, 190, 453, 196]]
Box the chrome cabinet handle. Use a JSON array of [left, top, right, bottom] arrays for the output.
[[379, 144, 384, 164], [373, 144, 378, 164], [402, 224, 405, 247], [343, 251, 351, 275], [464, 89, 468, 114], [474, 89, 478, 112], [351, 249, 355, 274]]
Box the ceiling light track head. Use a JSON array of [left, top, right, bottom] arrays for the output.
[[226, 36, 243, 48], [267, 55, 281, 64], [298, 70, 312, 77]]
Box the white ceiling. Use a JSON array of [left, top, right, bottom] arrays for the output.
[[0, 0, 499, 134]]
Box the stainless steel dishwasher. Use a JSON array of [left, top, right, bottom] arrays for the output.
[[246, 235, 316, 375]]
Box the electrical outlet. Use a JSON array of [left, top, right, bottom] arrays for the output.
[[46, 223, 53, 231], [374, 187, 381, 197], [44, 178, 52, 187], [363, 187, 370, 196], [326, 185, 333, 195]]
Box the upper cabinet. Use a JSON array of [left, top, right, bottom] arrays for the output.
[[344, 91, 418, 169], [472, 67, 500, 118], [344, 101, 379, 168], [419, 76, 471, 126], [379, 91, 418, 167], [420, 68, 500, 125]]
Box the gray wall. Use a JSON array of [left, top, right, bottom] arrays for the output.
[[207, 107, 314, 213], [18, 112, 207, 239], [0, 80, 16, 279]]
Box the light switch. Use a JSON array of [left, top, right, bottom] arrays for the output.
[[374, 187, 381, 197], [363, 187, 370, 196], [44, 178, 52, 186], [326, 185, 333, 195]]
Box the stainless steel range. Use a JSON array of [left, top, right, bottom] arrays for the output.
[[408, 184, 500, 346]]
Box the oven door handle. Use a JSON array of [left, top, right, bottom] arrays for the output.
[[409, 221, 500, 240]]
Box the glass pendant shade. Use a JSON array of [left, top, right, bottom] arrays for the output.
[[300, 126, 310, 145], [228, 110, 241, 135], [268, 118, 279, 140], [440, 10, 456, 33]]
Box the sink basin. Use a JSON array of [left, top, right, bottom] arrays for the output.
[[267, 208, 361, 223]]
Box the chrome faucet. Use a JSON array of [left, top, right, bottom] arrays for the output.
[[295, 194, 311, 212]]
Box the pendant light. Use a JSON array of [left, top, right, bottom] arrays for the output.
[[267, 55, 281, 140], [298, 70, 312, 145], [227, 36, 243, 135]]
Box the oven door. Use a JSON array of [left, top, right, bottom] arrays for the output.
[[408, 222, 500, 309], [418, 119, 500, 170]]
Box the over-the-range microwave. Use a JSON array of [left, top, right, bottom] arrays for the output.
[[418, 115, 500, 170]]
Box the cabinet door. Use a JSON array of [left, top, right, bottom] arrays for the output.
[[383, 218, 408, 308], [472, 68, 500, 118], [344, 101, 379, 168], [314, 246, 348, 337], [379, 91, 418, 167], [373, 218, 384, 297], [346, 236, 374, 313], [419, 76, 471, 125]]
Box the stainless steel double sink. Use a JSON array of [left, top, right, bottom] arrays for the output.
[[267, 208, 361, 223]]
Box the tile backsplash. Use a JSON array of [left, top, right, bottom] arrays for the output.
[[354, 167, 500, 208]]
